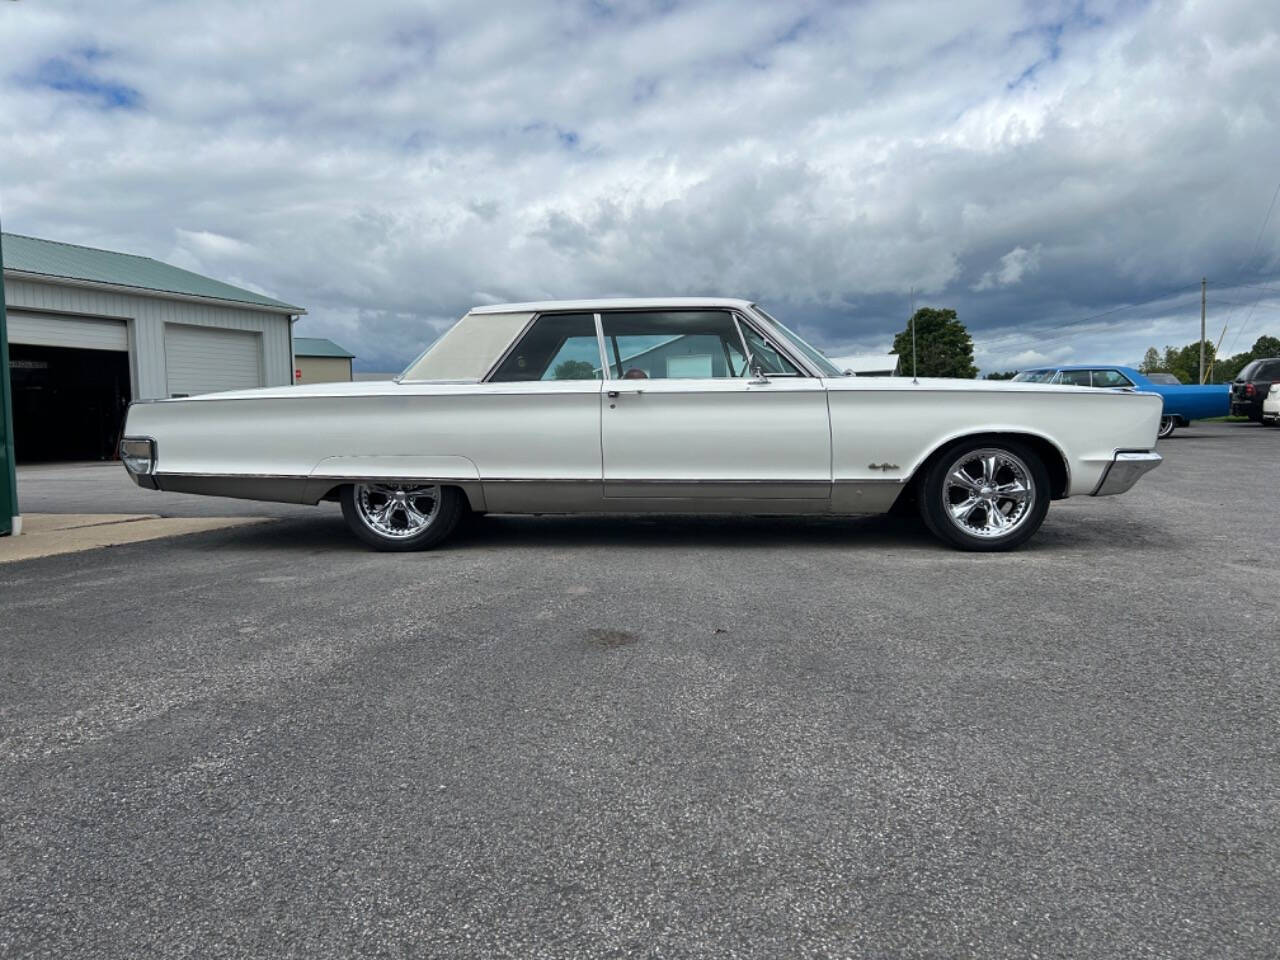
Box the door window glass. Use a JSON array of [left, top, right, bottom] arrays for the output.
[[1091, 369, 1134, 388], [740, 324, 801, 375], [600, 311, 748, 379], [488, 313, 602, 382], [1056, 370, 1092, 386]]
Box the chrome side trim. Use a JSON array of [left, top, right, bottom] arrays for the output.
[[1091, 451, 1162, 496], [602, 478, 829, 499], [830, 478, 904, 513], [142, 473, 911, 516], [149, 473, 487, 510], [153, 474, 312, 504], [481, 480, 833, 515]]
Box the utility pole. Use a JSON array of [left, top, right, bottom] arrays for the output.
[[0, 220, 18, 536], [1199, 277, 1207, 384], [2, 0, 23, 535]]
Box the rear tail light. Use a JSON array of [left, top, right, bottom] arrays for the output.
[[120, 437, 157, 475], [1245, 383, 1256, 398]]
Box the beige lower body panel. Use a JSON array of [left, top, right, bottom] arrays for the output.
[[147, 475, 906, 516], [483, 479, 903, 515]]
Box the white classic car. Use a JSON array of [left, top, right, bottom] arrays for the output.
[[1264, 385, 1280, 426], [121, 298, 1163, 551]]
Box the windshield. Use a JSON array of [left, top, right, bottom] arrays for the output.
[[752, 305, 844, 377], [1012, 369, 1056, 383]]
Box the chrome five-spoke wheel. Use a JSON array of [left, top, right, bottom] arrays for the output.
[[355, 483, 441, 539], [340, 482, 465, 551], [942, 448, 1034, 539], [1157, 415, 1176, 439], [920, 440, 1050, 551]]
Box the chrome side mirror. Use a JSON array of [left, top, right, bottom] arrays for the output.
[[749, 362, 770, 385]]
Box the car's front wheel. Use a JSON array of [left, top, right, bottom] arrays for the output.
[[340, 482, 465, 551], [919, 440, 1051, 551], [1157, 415, 1176, 439]]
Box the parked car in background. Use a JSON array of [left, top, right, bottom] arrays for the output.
[[1012, 364, 1228, 438], [1230, 358, 1280, 422], [1263, 384, 1280, 426], [120, 298, 1163, 553]]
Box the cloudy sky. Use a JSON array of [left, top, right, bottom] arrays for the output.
[[2, 0, 1278, 373]]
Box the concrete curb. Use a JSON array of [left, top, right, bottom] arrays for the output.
[[0, 514, 272, 564]]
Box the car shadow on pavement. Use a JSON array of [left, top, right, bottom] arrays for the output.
[[178, 511, 955, 554], [455, 512, 946, 551]]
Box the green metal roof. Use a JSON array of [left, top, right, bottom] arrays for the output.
[[294, 336, 354, 358], [1, 232, 303, 313]]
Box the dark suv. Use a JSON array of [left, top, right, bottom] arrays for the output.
[[1230, 358, 1280, 421]]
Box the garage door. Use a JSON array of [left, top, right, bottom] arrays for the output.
[[164, 324, 263, 397], [6, 311, 128, 351]]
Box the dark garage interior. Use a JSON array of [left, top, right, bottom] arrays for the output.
[[9, 343, 131, 462]]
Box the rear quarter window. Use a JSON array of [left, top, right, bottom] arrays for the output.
[[1237, 361, 1263, 382], [1091, 369, 1134, 388]]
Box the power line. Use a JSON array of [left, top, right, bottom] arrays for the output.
[[973, 283, 1204, 353], [1222, 174, 1280, 354]]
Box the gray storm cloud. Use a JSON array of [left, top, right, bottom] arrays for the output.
[[1, 0, 1277, 372]]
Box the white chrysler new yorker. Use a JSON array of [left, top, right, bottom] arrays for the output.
[[121, 298, 1163, 552]]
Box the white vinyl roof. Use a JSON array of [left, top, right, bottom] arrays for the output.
[[469, 297, 755, 315]]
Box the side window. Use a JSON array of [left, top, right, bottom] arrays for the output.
[[740, 324, 801, 376], [599, 311, 748, 380], [489, 313, 601, 382], [1091, 369, 1134, 388], [1057, 370, 1092, 386]]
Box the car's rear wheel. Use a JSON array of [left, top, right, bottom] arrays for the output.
[[919, 440, 1050, 552], [340, 482, 465, 551], [1157, 415, 1176, 439]]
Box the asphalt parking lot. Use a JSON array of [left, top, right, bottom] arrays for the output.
[[2, 422, 1277, 959]]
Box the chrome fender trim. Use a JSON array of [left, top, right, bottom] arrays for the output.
[[1091, 451, 1163, 496]]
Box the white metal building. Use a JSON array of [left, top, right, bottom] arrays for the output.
[[2, 232, 304, 461], [293, 336, 355, 383]]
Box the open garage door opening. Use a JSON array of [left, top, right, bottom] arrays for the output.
[[9, 344, 132, 462]]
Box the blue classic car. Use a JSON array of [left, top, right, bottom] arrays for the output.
[[1012, 365, 1228, 438]]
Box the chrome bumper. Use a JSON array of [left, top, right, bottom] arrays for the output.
[[1092, 451, 1162, 496]]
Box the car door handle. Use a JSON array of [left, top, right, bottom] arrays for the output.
[[607, 389, 644, 397]]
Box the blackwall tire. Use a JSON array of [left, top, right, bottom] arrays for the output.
[[340, 483, 465, 551], [1157, 415, 1176, 439], [918, 439, 1051, 552]]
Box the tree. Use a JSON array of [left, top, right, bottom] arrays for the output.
[[890, 307, 977, 379], [553, 359, 596, 380], [1157, 340, 1216, 384], [1139, 347, 1162, 374], [984, 371, 1017, 380]]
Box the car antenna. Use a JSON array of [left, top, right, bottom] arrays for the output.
[[910, 287, 918, 384]]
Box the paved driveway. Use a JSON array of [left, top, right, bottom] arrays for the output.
[[2, 423, 1277, 958]]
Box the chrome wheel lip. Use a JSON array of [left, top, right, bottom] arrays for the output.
[[941, 448, 1035, 540], [353, 483, 441, 540]]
